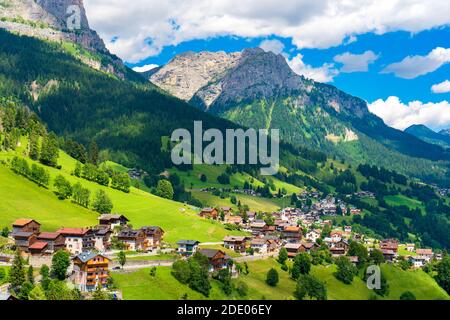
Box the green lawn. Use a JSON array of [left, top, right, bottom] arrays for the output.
[[0, 149, 246, 243], [111, 258, 449, 300], [112, 267, 228, 300], [192, 190, 284, 213], [384, 195, 424, 210], [380, 264, 449, 300]]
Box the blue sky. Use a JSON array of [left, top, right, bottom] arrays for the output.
[[85, 0, 450, 131]]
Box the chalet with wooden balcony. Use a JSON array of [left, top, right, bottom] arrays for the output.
[[72, 252, 110, 292], [141, 226, 164, 250], [223, 236, 248, 253], [57, 228, 95, 255], [284, 243, 303, 258], [198, 249, 231, 272], [282, 226, 302, 242], [35, 232, 66, 254], [92, 226, 113, 252], [177, 240, 200, 256], [199, 208, 219, 220], [12, 219, 41, 235], [98, 214, 129, 231], [117, 228, 146, 251], [13, 232, 37, 252]]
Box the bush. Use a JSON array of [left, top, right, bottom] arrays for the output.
[[266, 268, 279, 287], [236, 281, 248, 297], [334, 256, 358, 284], [400, 291, 416, 300]]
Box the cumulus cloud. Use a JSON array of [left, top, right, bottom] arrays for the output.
[[368, 96, 450, 130], [333, 50, 379, 72], [84, 0, 450, 63], [381, 47, 450, 79], [259, 39, 285, 55], [132, 64, 159, 73], [431, 80, 450, 94], [287, 54, 338, 83]]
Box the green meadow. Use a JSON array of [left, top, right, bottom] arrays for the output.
[[0, 148, 246, 243]]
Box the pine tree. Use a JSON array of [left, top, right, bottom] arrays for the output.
[[89, 140, 99, 165], [10, 250, 25, 292]]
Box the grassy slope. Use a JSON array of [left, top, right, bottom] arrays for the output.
[[112, 258, 449, 300], [0, 148, 245, 243], [384, 195, 424, 210]]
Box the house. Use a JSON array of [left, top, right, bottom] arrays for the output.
[[329, 240, 349, 256], [344, 226, 352, 233], [250, 221, 267, 236], [199, 208, 219, 220], [72, 252, 110, 292], [98, 214, 129, 230], [141, 226, 164, 250], [405, 244, 415, 252], [381, 249, 396, 262], [220, 207, 232, 215], [12, 219, 40, 235], [117, 228, 146, 251], [284, 243, 303, 258], [57, 228, 95, 255], [28, 241, 49, 256], [300, 241, 319, 253], [330, 230, 343, 242], [198, 249, 231, 272], [305, 229, 321, 243], [380, 239, 399, 254], [177, 240, 200, 256], [223, 236, 248, 253], [91, 227, 112, 252], [224, 215, 243, 225], [13, 232, 36, 252], [282, 226, 302, 242], [250, 238, 270, 254], [409, 256, 427, 268], [246, 211, 256, 222], [36, 232, 66, 253], [416, 249, 434, 262]]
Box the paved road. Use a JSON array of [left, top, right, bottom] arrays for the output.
[[233, 252, 278, 262]]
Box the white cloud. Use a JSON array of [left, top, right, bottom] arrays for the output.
[[132, 64, 159, 73], [84, 0, 450, 63], [431, 80, 450, 94], [259, 39, 285, 55], [381, 47, 450, 79], [333, 50, 379, 72], [368, 96, 450, 130], [287, 54, 338, 83]]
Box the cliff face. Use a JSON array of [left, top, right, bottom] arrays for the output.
[[0, 0, 106, 52]]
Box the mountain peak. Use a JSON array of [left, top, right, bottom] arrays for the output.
[[439, 128, 450, 136]]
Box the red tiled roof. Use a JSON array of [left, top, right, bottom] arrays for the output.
[[38, 232, 60, 240], [284, 226, 300, 232], [29, 242, 48, 250], [416, 249, 433, 255], [57, 228, 90, 236], [13, 219, 39, 227]]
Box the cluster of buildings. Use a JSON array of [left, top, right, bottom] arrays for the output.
[[197, 204, 440, 269], [8, 214, 165, 292]]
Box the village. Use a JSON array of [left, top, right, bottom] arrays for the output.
[[0, 189, 442, 300]]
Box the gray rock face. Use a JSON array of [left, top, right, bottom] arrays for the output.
[[150, 51, 241, 101], [149, 46, 370, 118], [0, 0, 106, 52]]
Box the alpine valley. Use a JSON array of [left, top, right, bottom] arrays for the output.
[[0, 0, 449, 301]]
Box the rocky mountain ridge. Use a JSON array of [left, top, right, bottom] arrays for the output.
[[0, 0, 132, 79]]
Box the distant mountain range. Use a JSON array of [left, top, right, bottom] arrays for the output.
[[405, 124, 450, 148], [146, 49, 450, 183]]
